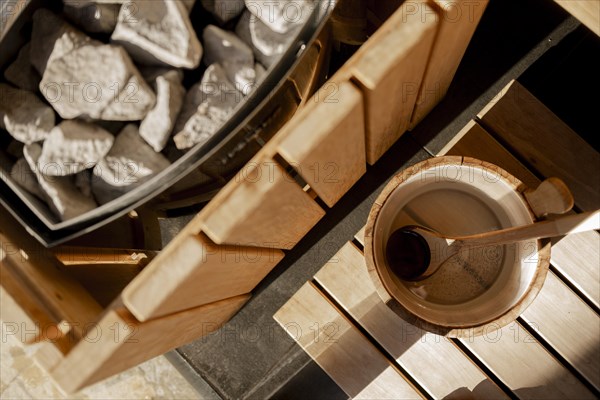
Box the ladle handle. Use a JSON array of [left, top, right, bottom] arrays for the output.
[[454, 210, 600, 248]]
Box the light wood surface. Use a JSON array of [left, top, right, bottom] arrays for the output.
[[478, 80, 600, 212], [51, 294, 249, 393], [54, 247, 156, 307], [550, 231, 600, 308], [461, 321, 595, 399], [521, 272, 600, 390], [410, 0, 489, 128], [201, 153, 326, 249], [347, 0, 438, 164], [274, 283, 423, 399], [438, 120, 539, 189], [123, 233, 283, 321], [0, 228, 102, 341], [314, 242, 507, 399], [439, 118, 600, 309], [554, 0, 600, 36], [277, 81, 366, 207]]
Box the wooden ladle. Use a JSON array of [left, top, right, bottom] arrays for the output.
[[386, 210, 600, 281]]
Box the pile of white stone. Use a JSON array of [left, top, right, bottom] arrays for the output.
[[0, 0, 315, 221]]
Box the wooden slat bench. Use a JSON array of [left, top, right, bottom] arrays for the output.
[[275, 80, 600, 399]]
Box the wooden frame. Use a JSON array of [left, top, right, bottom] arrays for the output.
[[0, 0, 488, 392]]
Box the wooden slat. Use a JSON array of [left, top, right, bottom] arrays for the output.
[[439, 117, 599, 396], [550, 231, 600, 308], [51, 294, 249, 393], [345, 0, 438, 164], [274, 283, 423, 399], [521, 272, 600, 390], [123, 233, 283, 321], [54, 247, 156, 307], [0, 229, 103, 339], [201, 154, 325, 249], [410, 0, 489, 128], [439, 120, 600, 308], [277, 81, 366, 207], [438, 120, 539, 189], [315, 242, 507, 399], [554, 0, 600, 36], [355, 226, 366, 245], [477, 80, 600, 212], [461, 321, 595, 399]]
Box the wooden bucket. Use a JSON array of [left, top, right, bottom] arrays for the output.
[[365, 156, 551, 338]]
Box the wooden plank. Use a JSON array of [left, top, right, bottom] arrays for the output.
[[355, 226, 366, 245], [345, 0, 438, 164], [274, 283, 423, 399], [438, 120, 540, 189], [0, 228, 103, 339], [461, 321, 595, 399], [410, 0, 489, 128], [315, 242, 507, 399], [55, 247, 156, 307], [554, 0, 600, 36], [51, 294, 249, 393], [123, 233, 283, 321], [477, 80, 600, 212], [201, 154, 325, 249], [550, 231, 600, 308], [277, 81, 366, 207], [0, 286, 66, 373], [521, 272, 600, 390], [439, 120, 600, 308]]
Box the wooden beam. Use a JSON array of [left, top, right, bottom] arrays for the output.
[[51, 295, 249, 393]]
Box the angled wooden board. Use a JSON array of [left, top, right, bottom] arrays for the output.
[[51, 294, 249, 394], [554, 0, 600, 36], [277, 80, 366, 207], [410, 0, 489, 128], [315, 242, 507, 399], [477, 80, 600, 212], [0, 224, 102, 340], [274, 283, 423, 399], [344, 0, 439, 164], [123, 233, 284, 321], [201, 154, 325, 250]]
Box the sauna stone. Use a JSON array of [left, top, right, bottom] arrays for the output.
[[3, 42, 41, 92], [30, 9, 93, 75], [111, 0, 203, 69], [203, 25, 256, 95], [235, 10, 300, 67], [38, 120, 114, 176], [23, 143, 97, 221], [0, 83, 55, 144], [173, 63, 242, 149], [244, 0, 315, 33], [92, 124, 171, 204], [63, 2, 121, 34], [39, 44, 156, 121], [139, 70, 186, 152], [201, 0, 245, 23]]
